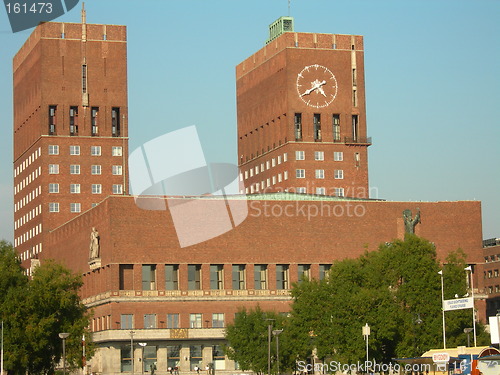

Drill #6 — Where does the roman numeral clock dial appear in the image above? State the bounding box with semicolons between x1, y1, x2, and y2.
296;64;338;108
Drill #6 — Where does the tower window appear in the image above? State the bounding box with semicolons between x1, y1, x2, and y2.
333;114;341;142
352;115;359;142
91;107;99;136
314;114;321;141
112;107;120;137
294;113;302;140
82;65;87;93
69;106;78;136
48;105;57;135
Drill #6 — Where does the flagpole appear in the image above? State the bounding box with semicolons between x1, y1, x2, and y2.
465;266;477;347
438;270;446;349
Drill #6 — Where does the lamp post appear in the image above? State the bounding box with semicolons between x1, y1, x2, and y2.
265;318;275;375
413;314;423;356
272;329;283;375
438;270;447;349
464;328;473;347
465;266;477;347
139;343;147;375
58;333;70;375
130;330;135;375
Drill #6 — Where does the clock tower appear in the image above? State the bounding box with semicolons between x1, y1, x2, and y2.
236;17;371;198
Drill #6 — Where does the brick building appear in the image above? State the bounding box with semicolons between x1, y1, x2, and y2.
11;14;492;375
237;17;370;197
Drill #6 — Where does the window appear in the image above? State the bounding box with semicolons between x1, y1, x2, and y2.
212;313;225;328
190;345;203;370
70;165;80;174
70;203;81;213
297;187;306;194
143;346;157;373
91;107;99;136
190;314;202;328
167;313;179;329
165;265;179;290
113;184;123;194
316;187;326;195
315;170;324;179
112;165;123;175
49;183;59;193
295;151;305;160
49;202;59;212
82;65;88;93
69;106;78;136
352;115;359;142
212;345;226;370
142;265;157;290
276;265;289;289
210;265;224;290
69;145;80;155
352;89;358;107
120;347;132;373
314;151;324;161
91;184;102;194
49;164;59;174
112;146;123;156
119;264;134;290
91;146;101;156
91;165;101;175
232;265;245;290
283;153;288;162
112;107;120;137
355;152;360;167
333;114;341;141
335;187;345;197
334;152;343;161
254;265;267;290
167;346;181;369
294;113;302;140
48;145;59;155
298;264;311;282
188;264;201;290
144;314;157;329
48;105;57;135
334;170;344;179
314;114;321;141
121;314;134;329
296;169;305;178
70;184;81;194
319;264;331;280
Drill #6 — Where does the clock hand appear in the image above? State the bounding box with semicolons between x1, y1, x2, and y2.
317;86;327;97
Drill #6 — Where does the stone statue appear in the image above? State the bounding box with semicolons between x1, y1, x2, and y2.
89;227;100;260
403;209;421;234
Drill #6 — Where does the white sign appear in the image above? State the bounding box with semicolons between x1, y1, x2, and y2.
443;297;473;311
432;353;450;363
489;316;500;344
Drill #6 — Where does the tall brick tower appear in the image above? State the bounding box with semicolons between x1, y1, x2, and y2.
236;17;370;198
13;8;128;268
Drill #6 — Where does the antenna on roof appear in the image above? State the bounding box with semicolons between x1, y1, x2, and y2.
81;2;86;25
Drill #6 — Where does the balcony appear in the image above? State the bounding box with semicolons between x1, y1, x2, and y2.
344;136;372;145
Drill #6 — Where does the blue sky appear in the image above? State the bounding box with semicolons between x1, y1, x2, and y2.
0;0;498;242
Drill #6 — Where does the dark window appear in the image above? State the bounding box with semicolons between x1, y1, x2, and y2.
91;107;99;136
120;346;132;372
314;114;321;141
167;346;181;369
333;114;340;141
120;314;133;329
69;106;78;136
143;346;157;373
112;107;120;137
48;105;57;135
188;264;201;290
319;264;331;280
190;345;203;370
352;115;359;142
210;265;224;290
298;264;311;283
294;113;302;140
119;264;134;290
254;265;268;290
167;313;179;329
232;265;245;290
276;265;289;289
165;264;179;290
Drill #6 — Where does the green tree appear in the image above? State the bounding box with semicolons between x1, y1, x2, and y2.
0;241;94;375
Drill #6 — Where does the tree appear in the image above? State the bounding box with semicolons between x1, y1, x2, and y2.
0;241;94;375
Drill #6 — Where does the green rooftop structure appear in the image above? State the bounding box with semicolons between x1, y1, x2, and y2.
266;16;294;44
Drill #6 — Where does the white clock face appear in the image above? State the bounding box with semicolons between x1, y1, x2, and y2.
296;64;338;108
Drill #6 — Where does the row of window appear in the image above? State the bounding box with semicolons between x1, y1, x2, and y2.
48;144;123;156
49;183;123;194
48;164;122;175
15;204;41;229
14;146;41;178
295;150;345;161
14;185;41;213
485;255;500;263
241;152;288;180
118;313;226;330
294;113;359;142
14;166;41;195
295;168;344;179
15;223;42;248
486;270;500;278
18;243;42;261
48;106;121;137
486;285;500;294
124;264;332;292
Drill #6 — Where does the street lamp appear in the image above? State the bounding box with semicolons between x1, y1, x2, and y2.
59;333;70;375
272;329;284;375
139;343;147;375
438;270;447;349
